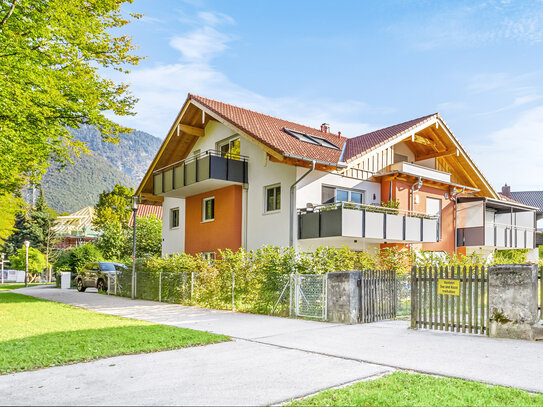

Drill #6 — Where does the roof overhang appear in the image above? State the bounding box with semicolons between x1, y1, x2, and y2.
375;170;480;192
458;196;538;212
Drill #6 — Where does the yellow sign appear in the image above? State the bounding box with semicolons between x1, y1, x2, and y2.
437;279;460;296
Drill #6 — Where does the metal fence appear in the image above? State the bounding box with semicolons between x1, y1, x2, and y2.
290;274;327;319
108;269;292;315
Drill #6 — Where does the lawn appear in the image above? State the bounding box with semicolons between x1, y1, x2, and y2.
0;293;229;374
0;283;53;291
288;372;543;406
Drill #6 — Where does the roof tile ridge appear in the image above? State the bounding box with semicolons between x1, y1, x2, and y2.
189;93;348;142
350;112;439;140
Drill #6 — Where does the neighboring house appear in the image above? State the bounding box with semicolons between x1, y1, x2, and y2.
128;203;163;227
501;184;543;246
53;206;100;248
136;94;538;261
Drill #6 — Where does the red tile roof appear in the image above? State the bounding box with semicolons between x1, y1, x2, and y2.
190;94;348;165
343;113;438;162
128;204;163;227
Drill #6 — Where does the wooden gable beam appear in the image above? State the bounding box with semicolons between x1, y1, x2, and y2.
178;124;204;137
416;148;457;161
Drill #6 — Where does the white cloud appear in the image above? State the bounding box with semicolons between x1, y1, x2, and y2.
116;11;380;139
470;105;543;191
169;27;232;62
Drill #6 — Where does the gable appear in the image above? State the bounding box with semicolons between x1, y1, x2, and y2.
344;115;498;199
137;94;349;200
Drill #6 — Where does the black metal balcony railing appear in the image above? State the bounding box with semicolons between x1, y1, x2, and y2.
153;149;248;195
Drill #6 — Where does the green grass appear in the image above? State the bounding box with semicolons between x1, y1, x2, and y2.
288;372;543;406
0;293;229;374
0;283;53;291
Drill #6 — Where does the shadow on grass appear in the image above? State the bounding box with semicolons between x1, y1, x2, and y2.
0;324;229;374
0;292;47;304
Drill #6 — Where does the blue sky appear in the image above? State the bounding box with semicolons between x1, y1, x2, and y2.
114;0;543;191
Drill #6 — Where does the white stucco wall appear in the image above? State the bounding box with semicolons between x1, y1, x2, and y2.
394;142;415;162
162;197;185;255
242;138;296;250
295;169;381;208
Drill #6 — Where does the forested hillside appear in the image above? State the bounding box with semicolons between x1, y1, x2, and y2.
40;126;162;214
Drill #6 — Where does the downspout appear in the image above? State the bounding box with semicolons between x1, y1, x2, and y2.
451;187;465;253
290;161;316;247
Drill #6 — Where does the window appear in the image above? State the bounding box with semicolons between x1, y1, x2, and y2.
201;252;215;262
322;186;365;204
283;128;340;150
265;185;281;212
202;197;215;222
336;189;349;202
426;197;442;240
170;207;180;229
218;137;240;159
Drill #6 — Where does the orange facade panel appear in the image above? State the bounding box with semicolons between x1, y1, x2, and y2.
184;185;242;256
385;179;456;254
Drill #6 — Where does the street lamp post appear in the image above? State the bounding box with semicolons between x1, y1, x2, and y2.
1;253;4;285
24;241;30;287
131;196;138;300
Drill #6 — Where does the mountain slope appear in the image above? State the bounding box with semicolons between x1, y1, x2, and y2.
40;126;162;214
42;154;135;214
71;125;162;181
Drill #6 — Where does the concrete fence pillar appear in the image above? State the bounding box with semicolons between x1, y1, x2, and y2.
488;264;539;340
326;271;360;324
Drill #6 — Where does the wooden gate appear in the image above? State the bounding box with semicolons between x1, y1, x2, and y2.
411;266;488;335
359;270;397;323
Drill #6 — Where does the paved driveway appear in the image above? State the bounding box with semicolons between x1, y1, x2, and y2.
2;286;543;405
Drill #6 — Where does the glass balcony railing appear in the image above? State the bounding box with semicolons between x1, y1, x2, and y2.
298;201;440;243
153;149;248;195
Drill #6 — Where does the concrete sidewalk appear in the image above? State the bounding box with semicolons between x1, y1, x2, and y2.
2;286;543;405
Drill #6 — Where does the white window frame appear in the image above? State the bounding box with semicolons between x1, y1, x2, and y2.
202;197;215;222
170;207;180;229
217;136;240;158
264;184;281;214
201;251;215;263
322;185;366;204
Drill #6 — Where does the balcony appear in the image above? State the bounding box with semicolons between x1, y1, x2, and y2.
153;150;248;197
456;198;536;249
298;202;439;243
386;161;451;183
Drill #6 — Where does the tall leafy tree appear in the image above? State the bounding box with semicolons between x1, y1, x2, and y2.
0;193;23;245
93;184;134;229
0;0;142;195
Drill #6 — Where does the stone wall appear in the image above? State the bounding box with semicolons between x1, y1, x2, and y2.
488;264;539;340
326;271;360;324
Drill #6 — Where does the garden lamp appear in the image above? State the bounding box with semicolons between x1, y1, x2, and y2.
24;240;30;287
131;195;139;300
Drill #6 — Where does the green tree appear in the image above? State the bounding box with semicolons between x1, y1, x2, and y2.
93;184;134;229
53;243;103;273
96;222;128;260
10;247;47;282
0;0;142;195
132;215;162;258
0;193;23;245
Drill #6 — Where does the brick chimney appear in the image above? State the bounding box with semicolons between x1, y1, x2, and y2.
320;123;330;133
501;184;511;198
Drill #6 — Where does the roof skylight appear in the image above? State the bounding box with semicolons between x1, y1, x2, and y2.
283;128;340;150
